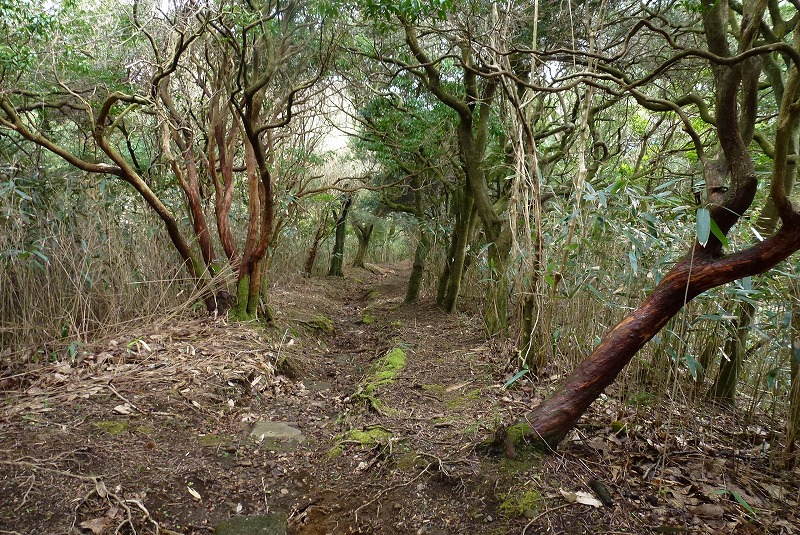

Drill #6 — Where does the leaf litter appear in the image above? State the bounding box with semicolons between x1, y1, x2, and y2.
0;262;798;534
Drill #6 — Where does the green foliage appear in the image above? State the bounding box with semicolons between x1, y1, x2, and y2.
362;0;452;21
0;0;55;71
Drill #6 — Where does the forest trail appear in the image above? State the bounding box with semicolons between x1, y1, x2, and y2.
1;264;797;534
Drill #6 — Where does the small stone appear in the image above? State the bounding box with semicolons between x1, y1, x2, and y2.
485;515;493;522
280;488;289;495
393;502;402;510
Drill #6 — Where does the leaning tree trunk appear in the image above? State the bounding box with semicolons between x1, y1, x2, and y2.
304;215;329;277
514;225;800;450
328;193;354;277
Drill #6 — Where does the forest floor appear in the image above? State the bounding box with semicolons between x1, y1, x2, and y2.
1;262;799;534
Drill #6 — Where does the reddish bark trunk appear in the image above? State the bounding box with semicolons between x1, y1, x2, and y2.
211;120;239;266
524;222;800;449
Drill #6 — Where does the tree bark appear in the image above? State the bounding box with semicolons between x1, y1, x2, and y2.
406;221;431;303
352;222;374;268
328;193;354;277
304;214;329;277
521;225;800;449
708;300;755;404
439;190;476;312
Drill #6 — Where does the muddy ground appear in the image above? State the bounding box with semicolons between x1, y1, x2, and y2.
1;262;799;534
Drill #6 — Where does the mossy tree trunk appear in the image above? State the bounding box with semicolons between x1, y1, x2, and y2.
406;221;431;303
304;213;329;277
352;221;374;268
402;24;510;330
438;189;476;312
328;192;354;277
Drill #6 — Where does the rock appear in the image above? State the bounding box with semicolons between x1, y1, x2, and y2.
214;513;288;535
302;379;332;393
249;421;305;451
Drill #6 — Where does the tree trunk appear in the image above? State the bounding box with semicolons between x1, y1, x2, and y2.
405;221;431;303
517;226;800;450
352;222;374;268
787;294;800;459
439;191;476;312
304;215;329;277
328;193;354;277
708;300;755;404
484;230;513;336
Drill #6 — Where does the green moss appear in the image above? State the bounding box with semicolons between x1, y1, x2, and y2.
94;420;129;435
306;314;334;333
498;487;542;518
135;425;154;435
349;426;392;445
229;275;256;321
507;421;549;458
328;426;393;457
431;415;454;424
506;422;534;442
446;387;483;409
395;451;429;471
422;383;446;393
199;434;228;447
353;347;407;413
367;289;381;300
610;420;628;437
390;320;402;328
361;314;376;324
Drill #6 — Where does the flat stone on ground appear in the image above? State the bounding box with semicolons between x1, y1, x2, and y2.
249;421;305;450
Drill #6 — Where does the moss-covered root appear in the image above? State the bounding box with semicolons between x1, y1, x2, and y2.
353;347;407;413
329;426;393;457
483;421;548;459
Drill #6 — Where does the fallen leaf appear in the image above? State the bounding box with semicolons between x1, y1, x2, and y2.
574;491;604;507
187;486;202;500
445;382;470;392
95;480;109;499
688;503;724;518
80;517;112;534
560;489;577;503
113;404;133;415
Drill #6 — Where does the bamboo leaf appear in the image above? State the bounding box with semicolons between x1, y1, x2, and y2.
709;217;729;248
696;207;711;246
503;368;529;389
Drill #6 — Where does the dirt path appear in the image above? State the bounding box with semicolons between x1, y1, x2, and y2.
1;263;797;534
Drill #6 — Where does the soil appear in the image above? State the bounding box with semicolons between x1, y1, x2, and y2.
1;262;799;534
